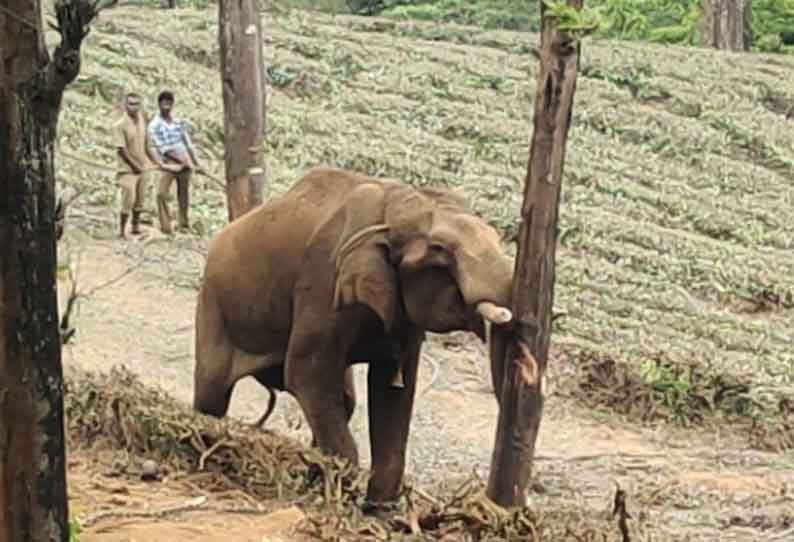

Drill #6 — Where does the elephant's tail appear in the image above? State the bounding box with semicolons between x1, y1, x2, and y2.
252;387;278;428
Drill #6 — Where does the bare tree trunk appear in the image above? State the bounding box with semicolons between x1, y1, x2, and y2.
219;0;267;221
0;1;99;540
701;0;751;51
486;0;584;507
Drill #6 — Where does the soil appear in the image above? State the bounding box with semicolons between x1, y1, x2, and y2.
59;209;794;542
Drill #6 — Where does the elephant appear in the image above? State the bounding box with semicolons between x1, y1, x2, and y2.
193;166;515;505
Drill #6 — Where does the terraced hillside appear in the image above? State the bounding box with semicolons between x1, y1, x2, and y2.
59;4;794;382
54;4;794;541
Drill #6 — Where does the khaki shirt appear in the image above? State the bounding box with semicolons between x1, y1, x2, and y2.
113;113;152;175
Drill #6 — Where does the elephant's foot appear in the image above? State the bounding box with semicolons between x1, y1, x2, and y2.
365;464;405;507
361;498;401;519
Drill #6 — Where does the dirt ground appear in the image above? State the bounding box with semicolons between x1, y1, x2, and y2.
69;455;311;542
58;208;793;542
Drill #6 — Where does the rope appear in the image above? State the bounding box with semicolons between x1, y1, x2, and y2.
57;149;228;191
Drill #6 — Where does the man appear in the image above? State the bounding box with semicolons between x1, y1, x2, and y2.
113;92;159;238
147;90;204;234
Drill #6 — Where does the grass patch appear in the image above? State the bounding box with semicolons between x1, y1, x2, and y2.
566;348;794;451
757;82;794;118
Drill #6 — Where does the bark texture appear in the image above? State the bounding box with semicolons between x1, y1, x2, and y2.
486;0;583;507
701;0;751;51
0;1;98;540
219;0;267;221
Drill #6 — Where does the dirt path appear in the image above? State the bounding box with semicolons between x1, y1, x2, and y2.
61;212;793;541
69;452;312;542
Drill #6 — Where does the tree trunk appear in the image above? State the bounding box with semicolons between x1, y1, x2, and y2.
486;0;584;507
701;0;751;51
0;1;98;540
219;0;267;221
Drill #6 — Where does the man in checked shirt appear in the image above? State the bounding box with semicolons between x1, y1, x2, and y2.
148;90;205;234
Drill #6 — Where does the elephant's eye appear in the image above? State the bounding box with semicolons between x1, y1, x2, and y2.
429;242;446;252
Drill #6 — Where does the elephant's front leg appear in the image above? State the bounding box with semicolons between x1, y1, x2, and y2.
366;327;425;504
285;346;359;467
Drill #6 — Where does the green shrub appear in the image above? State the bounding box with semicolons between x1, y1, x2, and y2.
328;0;794;55
69;519;81;542
757;32;784;52
752;0;794;41
346;0;388;15
381;0;542;31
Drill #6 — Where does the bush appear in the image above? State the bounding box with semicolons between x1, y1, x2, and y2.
757;33;784;52
752;0;794;41
346;0;388;15
380;0;541;31
334;0;794;55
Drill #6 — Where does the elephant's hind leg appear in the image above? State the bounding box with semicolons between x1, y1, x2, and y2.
193;285;235;417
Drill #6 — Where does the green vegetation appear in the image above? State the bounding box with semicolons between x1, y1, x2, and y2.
543;0;600;35
291;0;794;54
151;0;794;53
69;518;81;542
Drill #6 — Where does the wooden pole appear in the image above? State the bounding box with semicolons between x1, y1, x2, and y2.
487;0;585;507
219;0;267;221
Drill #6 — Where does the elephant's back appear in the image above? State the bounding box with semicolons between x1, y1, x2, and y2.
209;167;370;265
202;167;375;339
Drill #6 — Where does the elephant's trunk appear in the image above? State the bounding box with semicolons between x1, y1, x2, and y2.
456;249;514;321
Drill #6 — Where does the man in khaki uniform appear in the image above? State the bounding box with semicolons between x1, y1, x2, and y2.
113;92;159;238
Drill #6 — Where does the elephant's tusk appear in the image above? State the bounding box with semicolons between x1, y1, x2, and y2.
476;301;513;324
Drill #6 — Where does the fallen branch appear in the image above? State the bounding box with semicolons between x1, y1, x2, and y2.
771;527;794;541
410;486;444;509
59;273;78;344
612;483;632;542
198;439;230;471
79;253;145;297
418;352;440;397
77;495;278;529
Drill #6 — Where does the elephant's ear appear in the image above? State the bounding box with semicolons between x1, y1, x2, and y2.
329;183;399;332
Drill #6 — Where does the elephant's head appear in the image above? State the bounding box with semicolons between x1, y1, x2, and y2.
331;181;514;341
329;178;523;503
